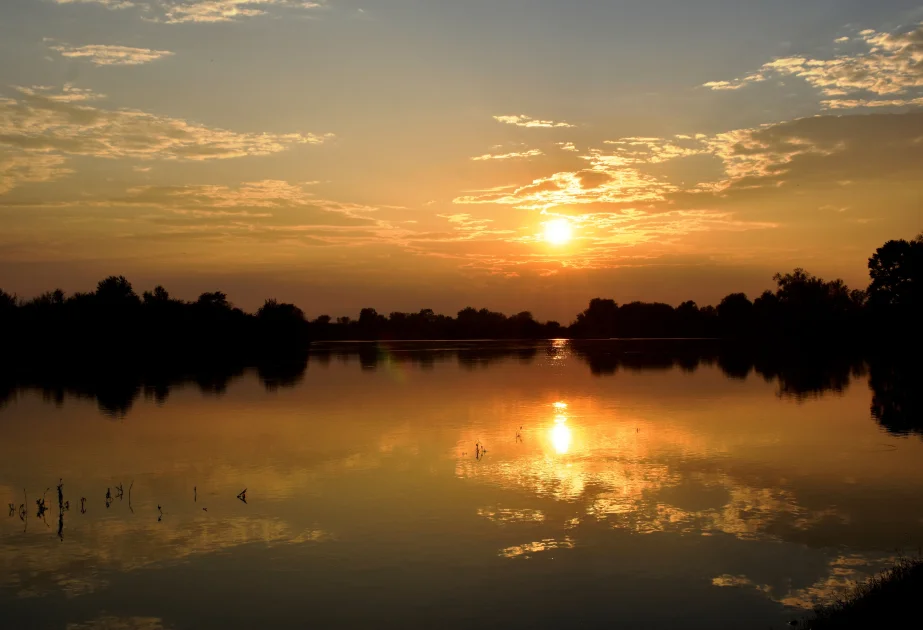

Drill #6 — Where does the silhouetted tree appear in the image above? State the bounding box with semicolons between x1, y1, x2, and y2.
1;232;920;361
868;234;922;308
143;285;171;304
258;299;305;323
573;298;619;338
717;293;754;336
96;276;139;305
197;291;231;310
0;289;15;311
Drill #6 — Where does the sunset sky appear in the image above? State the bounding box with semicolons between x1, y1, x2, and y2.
1;0;922;320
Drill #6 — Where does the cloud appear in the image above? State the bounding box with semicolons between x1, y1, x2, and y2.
0;84;329;161
0;151;72;194
120;180;367;214
455;136;704;211
470;149;543;161
51;0;135;9
164;0;279;23
556;142;578;152
414;213;514;242
702;74;766;91
49;0;323;23
821;96;923;109
701;111;923;191
493;114;574;129
454;168;673;211
446;109;923;277
81;180;416;248
49;44;175;66
703;23;923;109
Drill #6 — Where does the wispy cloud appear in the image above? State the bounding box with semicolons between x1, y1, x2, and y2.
470;149;543;161
101;180;414;248
455;108;923;223
49;0;323;23
454;167;673;211
122;180;353;211
702;75;765;91
493;114;574;129
0;84;330;161
556;142;578;152
49;43;174;66
821;96;923;109
161;0;325;24
164;0;275;23
703;23;923;109
0;151;72;194
51;0;135;9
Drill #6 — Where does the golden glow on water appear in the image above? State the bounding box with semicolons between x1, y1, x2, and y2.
550;401;573;454
1;343;922;628
550;422;572;455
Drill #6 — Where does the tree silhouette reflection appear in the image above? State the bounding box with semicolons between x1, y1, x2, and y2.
1;340;919;440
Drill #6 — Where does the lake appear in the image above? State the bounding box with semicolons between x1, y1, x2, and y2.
1;340;921;630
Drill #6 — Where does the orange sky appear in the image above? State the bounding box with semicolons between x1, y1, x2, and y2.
1;1;922;320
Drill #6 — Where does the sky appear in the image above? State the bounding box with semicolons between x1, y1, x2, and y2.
1;0;922;321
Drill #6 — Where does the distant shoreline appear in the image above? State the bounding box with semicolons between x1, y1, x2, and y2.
3;232;921;349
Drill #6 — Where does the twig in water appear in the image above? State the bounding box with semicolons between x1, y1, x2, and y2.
36;488;49;521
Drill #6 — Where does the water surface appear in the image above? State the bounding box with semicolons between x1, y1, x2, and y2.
1;341;921;630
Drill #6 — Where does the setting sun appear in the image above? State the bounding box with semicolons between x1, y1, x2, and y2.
544;218;574;245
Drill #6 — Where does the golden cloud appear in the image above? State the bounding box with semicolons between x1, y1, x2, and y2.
470;148;543;161
52;0;135;8
0;151;73;194
492;114;574;129
704;23;923;108
49;44;175;66
50;0;323;23
0;84;329;161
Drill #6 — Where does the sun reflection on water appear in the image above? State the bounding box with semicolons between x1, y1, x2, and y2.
549;401;573;454
550;422;572;454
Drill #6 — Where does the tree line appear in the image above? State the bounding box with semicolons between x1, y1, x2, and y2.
1;233;920;363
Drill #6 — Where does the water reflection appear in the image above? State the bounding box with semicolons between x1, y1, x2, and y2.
2;341;923;629
550;405;572;455
550;423;572;455
1;341;914;429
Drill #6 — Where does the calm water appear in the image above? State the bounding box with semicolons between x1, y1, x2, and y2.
1;341;921;630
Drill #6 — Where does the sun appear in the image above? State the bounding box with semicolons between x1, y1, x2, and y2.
543;218;573;245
